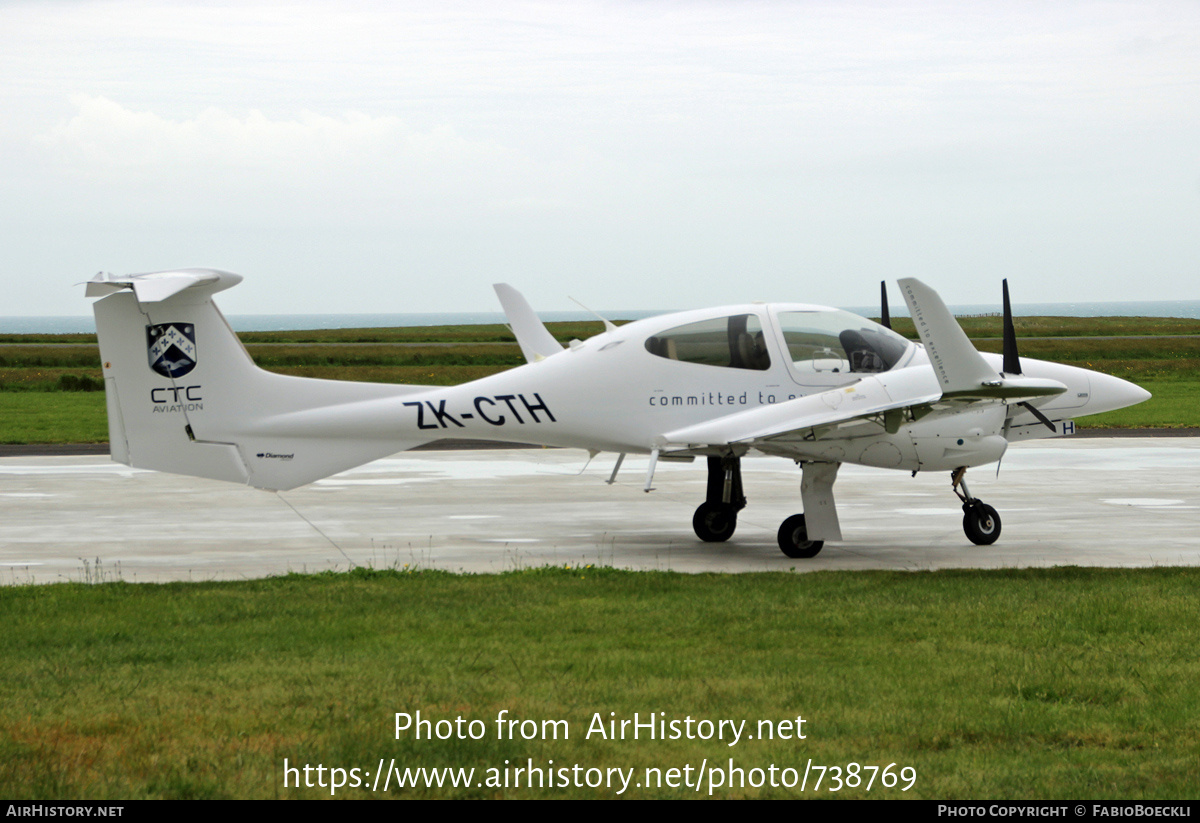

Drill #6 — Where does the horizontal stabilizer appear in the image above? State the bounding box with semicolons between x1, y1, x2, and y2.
86;269;242;303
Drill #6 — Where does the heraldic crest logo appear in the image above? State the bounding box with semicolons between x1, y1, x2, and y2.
146;323;198;378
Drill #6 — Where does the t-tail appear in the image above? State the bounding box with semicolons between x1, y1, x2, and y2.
88;269;436;490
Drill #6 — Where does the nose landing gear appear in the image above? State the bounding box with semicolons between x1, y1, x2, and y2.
951;467;1001;545
692;455;747;543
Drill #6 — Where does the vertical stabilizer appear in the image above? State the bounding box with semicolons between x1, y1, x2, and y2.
90;270;435;490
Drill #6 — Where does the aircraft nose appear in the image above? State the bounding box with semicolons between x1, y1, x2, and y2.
1087;371;1152;415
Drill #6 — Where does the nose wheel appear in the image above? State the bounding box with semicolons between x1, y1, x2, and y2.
952;467;1001;545
962;501;1001;545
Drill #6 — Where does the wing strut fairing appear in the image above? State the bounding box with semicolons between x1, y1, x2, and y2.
800;462;842;542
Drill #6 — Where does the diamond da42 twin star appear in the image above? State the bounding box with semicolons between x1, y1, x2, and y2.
86;270;1150;557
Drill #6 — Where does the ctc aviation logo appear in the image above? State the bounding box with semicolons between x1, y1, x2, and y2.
147;323;197;378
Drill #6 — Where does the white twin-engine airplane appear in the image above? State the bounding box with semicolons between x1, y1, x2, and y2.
87;270;1149;558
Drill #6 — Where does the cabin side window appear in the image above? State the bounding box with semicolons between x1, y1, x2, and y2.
644;314;771;371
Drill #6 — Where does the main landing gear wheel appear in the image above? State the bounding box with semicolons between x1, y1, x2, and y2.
777;514;823;558
962;502;1001;546
693;502;738;542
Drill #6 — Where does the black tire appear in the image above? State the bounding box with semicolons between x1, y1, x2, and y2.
693;502;737;542
962;502;1001;545
777;513;823;558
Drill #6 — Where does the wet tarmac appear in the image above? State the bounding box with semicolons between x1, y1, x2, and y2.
2;439;1198;584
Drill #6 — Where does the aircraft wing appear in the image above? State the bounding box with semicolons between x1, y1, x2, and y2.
659;369;943;450
659;369;1060;456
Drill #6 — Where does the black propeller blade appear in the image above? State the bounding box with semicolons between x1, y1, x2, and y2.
1018;400;1057;432
1001;280;1055;431
1002;278;1020;375
880;281;891;329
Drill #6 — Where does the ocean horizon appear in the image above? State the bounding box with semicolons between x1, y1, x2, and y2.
5;300;1200;334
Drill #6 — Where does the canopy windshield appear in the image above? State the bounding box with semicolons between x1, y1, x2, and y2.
775;310;911;378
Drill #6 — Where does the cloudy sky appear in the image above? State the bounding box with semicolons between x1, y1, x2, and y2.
3;0;1198;317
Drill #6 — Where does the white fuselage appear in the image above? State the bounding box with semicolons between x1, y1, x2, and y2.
333;303;1146;474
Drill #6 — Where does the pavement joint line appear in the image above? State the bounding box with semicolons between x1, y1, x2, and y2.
4;429;1199;458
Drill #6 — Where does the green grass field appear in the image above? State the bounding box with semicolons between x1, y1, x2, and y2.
3;566;1198;799
6;315;1200;345
0;318;1196;442
0;393;109;444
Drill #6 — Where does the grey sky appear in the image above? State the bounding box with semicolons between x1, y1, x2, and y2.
3;0;1198;317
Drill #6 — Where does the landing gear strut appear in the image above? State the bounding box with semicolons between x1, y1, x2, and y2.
777;461;842;559
691;457;842;559
692;455;746;542
951;467;1001;545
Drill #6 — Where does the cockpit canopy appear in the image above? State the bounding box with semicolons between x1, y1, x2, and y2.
644;307;912;379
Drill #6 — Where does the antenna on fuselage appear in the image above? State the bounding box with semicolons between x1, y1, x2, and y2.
568;295;618;333
880;281;892;329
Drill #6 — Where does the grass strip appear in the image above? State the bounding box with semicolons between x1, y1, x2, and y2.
7;315;1200;345
1;377;1192;444
1;319;1197;441
2;566;1198;799
0;393;108;444
1075;381;1200;429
